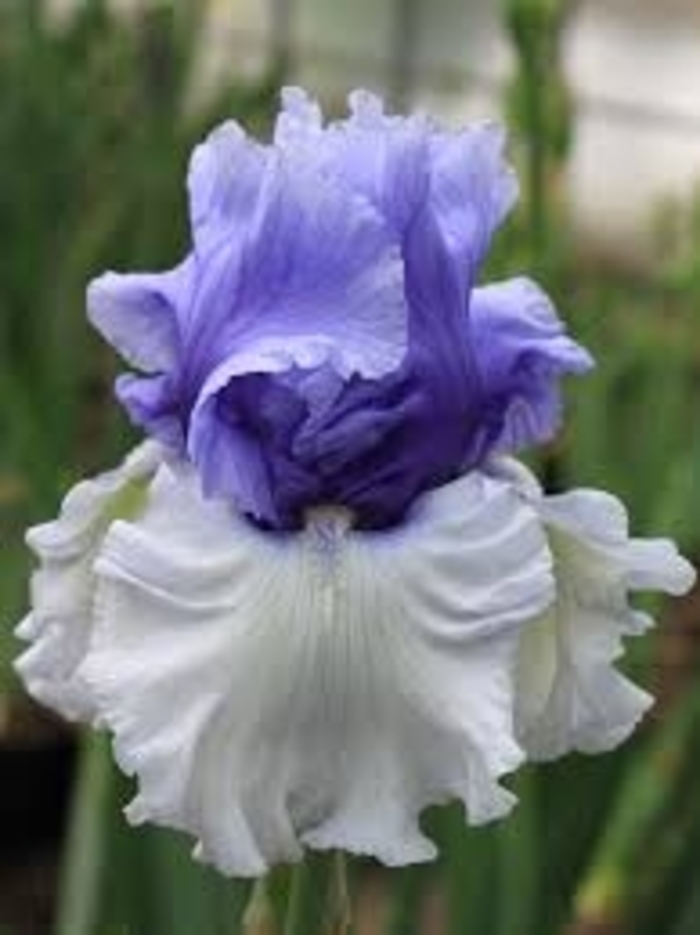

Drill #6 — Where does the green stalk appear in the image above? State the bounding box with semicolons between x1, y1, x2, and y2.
55;732;113;935
570;686;700;929
283;852;351;935
442;807;497;935
385;865;430;935
494;771;539;935
244;877;281;935
505;0;573;274
330;852;353;935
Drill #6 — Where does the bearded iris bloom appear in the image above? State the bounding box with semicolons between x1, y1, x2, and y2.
16;89;695;876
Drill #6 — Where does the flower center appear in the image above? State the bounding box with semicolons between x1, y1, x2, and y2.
304;505;355;584
304;504;355;542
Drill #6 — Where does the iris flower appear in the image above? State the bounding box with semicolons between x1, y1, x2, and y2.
16;89;695;877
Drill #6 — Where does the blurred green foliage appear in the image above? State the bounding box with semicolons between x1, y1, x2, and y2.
0;0;699;933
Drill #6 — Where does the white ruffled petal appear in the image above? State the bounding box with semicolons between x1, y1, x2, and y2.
511;474;696;760
15;443;162;720
79;464;553;876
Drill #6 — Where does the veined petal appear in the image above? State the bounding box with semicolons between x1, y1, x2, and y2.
79;464;553;876
506;463;696;759
116;372;186;452
87;261;193;372
186;178;407;518
187;120;273;254
218;160;407;380
15;443;162;721
471;278;593;453
274;86;323;151
274;88;516;321
274;88;431;236
329;90;432;236
428;123;517;280
276;88;516;277
186;120;408;384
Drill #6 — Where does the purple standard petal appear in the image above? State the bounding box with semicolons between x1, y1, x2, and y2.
428;123;517;283
199;275;592;528
276;89;516;269
470;278;594;452
116;373;187;452
87;261;197;451
87;261;193;372
196;155;407;380
88;87;591;529
256;91;520;525
275;89;516;319
185;116;407;387
274;88;427;234
187;121;274;255
183;149;409;517
323;91;432;236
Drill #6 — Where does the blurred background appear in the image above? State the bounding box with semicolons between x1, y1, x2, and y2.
1;0;699;932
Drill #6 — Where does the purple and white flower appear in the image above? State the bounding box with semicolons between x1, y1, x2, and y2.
16;89;695;876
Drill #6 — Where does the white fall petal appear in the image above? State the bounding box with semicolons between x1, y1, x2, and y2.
69;459;554;876
15;443;162;721
501;462;697;760
16;447;694;877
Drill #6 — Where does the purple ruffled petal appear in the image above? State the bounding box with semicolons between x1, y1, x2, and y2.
116;373;186;451
470;277;594;452
89;88;592;529
428;124;517;282
182;137;409;382
187;121;273;255
87;262;192;372
324;91;432;236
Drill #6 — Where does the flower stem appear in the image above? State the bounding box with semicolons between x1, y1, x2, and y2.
55;732;112;935
569;684;700;930
505;0;573;271
283;852;352;935
243;876;281;935
330;852;352;935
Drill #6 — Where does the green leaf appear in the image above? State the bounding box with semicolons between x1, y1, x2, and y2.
55;732;113;935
